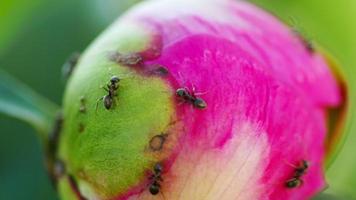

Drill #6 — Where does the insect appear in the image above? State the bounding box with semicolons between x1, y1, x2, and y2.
96;76;120;110
176;87;207;109
285;160;309;188
62;52;81;79
149;163;163;195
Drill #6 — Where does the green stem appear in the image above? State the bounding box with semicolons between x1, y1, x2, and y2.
0;69;59;144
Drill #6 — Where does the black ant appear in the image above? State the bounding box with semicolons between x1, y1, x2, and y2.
96;76;120;110
176;87;207;109
149;163;163;195
285;160;309;188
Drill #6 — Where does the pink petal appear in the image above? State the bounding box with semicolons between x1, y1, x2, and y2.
113;0;341;199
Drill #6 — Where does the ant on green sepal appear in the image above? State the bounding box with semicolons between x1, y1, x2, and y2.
96;76;120;111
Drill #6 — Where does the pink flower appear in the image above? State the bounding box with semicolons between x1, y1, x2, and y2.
58;0;343;199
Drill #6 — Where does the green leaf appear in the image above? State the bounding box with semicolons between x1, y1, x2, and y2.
0;69;59;142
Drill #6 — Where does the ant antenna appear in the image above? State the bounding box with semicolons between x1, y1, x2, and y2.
283;159;298;169
159;190;167;200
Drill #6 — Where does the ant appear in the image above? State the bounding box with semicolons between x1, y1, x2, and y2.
285;160;309;188
149;163;163;195
176;87;207;109
96;76;120;110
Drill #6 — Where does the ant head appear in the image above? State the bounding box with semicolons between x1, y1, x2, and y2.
194;98;207;109
302;160;309;169
153;163;163;174
110;76;120;84
176;88;188;97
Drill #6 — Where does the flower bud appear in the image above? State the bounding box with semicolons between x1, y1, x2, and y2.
57;0;343;199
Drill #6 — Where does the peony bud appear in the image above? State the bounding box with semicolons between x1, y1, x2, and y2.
56;0;343;199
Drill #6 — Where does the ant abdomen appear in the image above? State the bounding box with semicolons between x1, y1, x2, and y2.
103;95;113;110
149;182;161;195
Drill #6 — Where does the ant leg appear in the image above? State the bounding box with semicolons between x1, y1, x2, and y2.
177;72;190;89
191;83;197;94
159;87;174;96
105;84;111;91
191;83;208;96
177;99;186;106
100;85;109;92
194;89;208;96
283;159;298;168
177;72;184;83
121;71;135;79
95;97;104;113
112;98;117;108
300;179;304;186
160;190;167;200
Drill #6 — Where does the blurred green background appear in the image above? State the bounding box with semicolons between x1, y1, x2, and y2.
0;0;355;199
0;0;137;199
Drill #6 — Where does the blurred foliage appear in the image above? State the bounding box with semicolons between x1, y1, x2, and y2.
0;0;43;55
251;0;356;198
0;70;58;139
313;193;351;200
0;0;137;199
